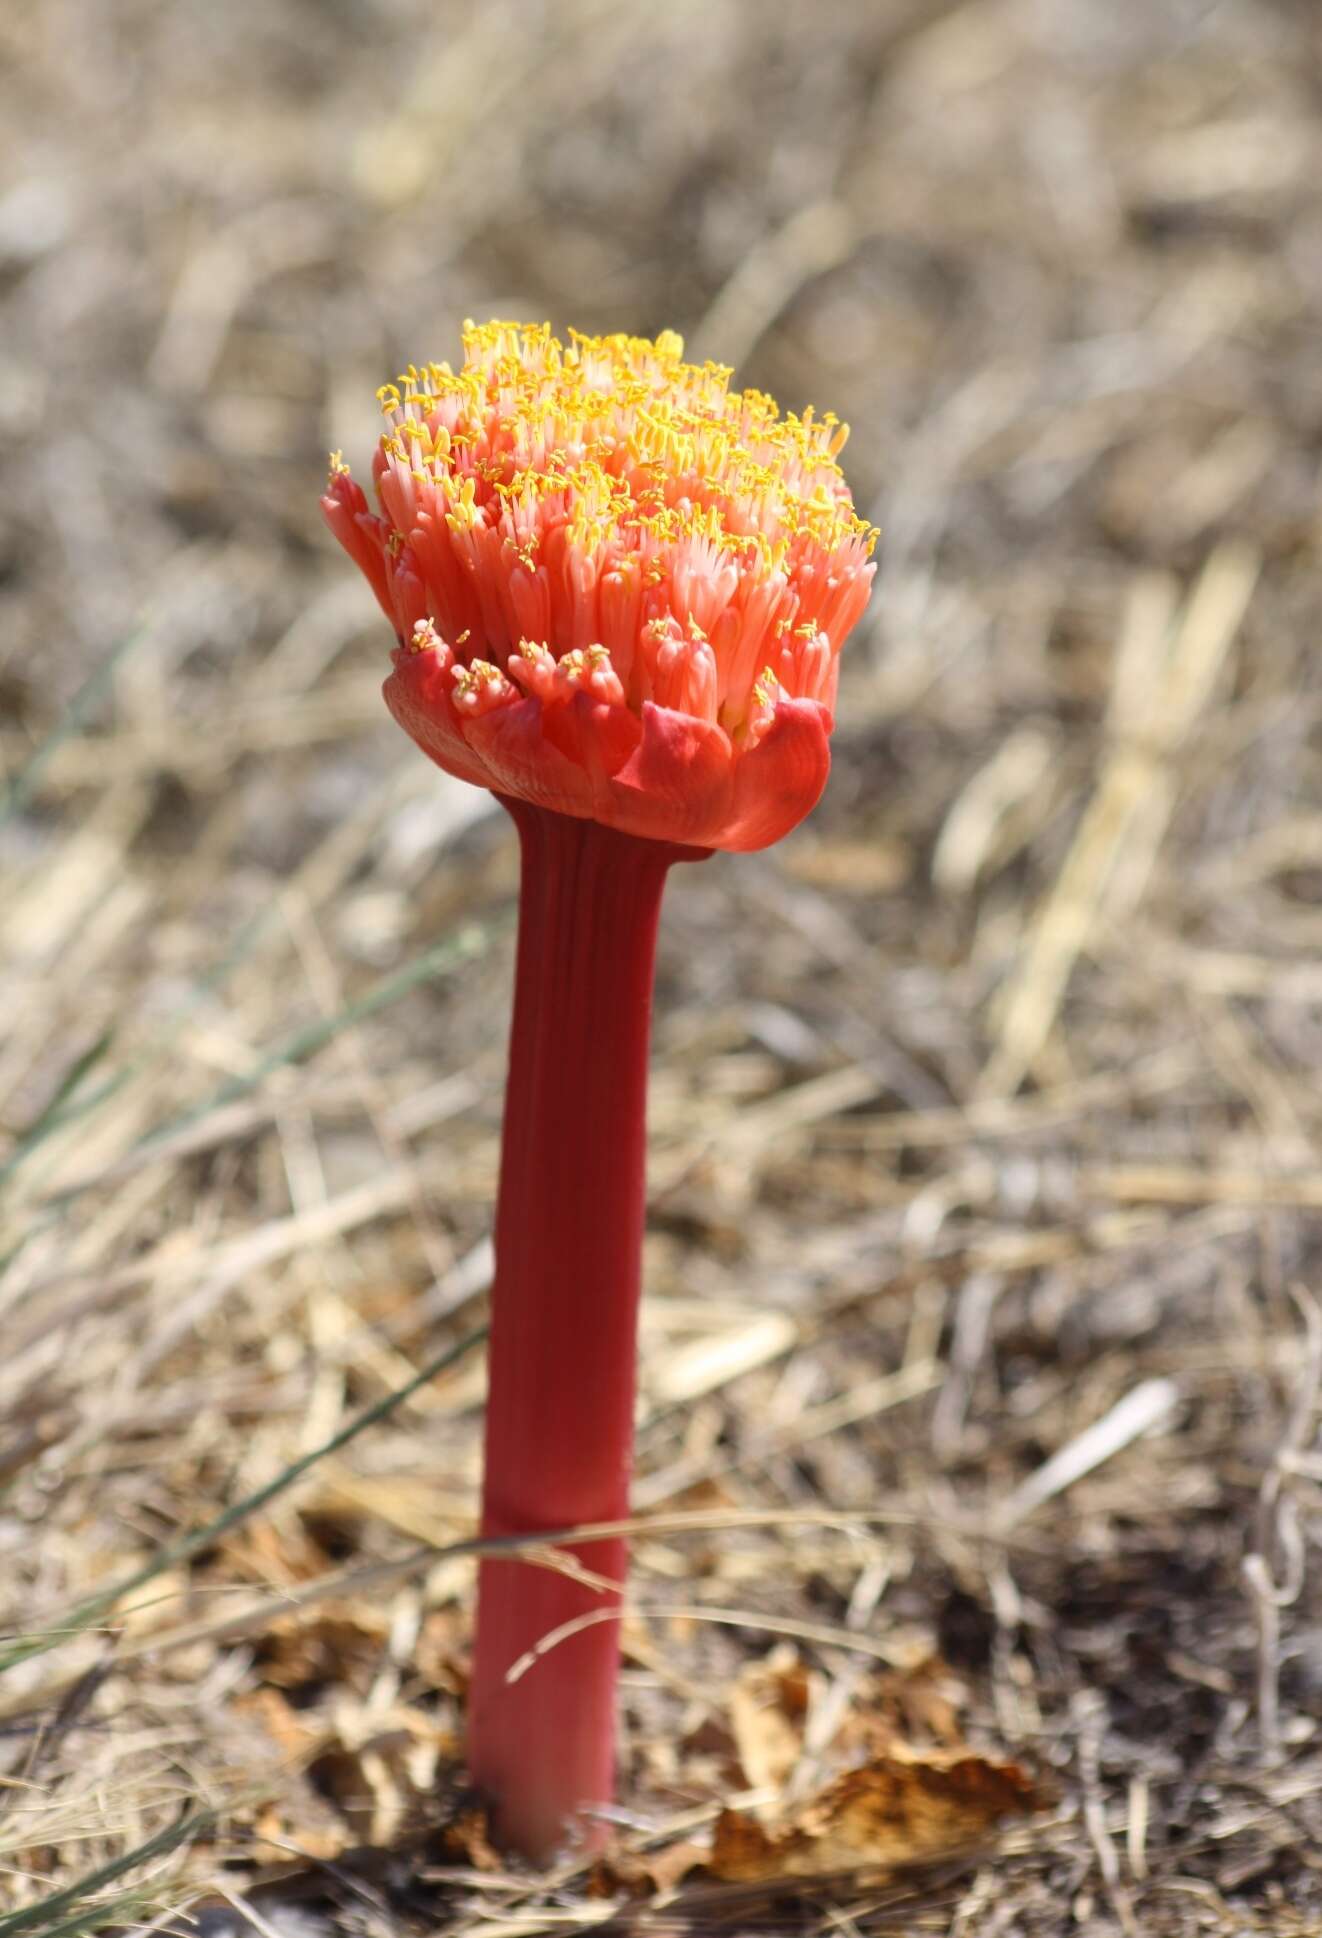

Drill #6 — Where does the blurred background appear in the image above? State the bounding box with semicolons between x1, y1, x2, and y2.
3;0;1322;1930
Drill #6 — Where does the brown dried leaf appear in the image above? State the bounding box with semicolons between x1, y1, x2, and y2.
586;1838;710;1899
414;1605;471;1696
228;1691;349;1861
709;1750;1045;1881
222;1516;335;1587
436;1804;504;1872
255;1601;391;1692
251;1799;347;1863
847;1656;970;1755
233;1684;324;1758
728;1645;813;1791
306;1705;452;1847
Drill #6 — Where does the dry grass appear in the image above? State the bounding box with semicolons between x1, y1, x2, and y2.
4;0;1322;1931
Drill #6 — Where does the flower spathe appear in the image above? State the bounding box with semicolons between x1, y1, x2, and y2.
323;321;876;850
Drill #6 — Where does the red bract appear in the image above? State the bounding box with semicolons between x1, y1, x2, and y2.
323;322;874;1862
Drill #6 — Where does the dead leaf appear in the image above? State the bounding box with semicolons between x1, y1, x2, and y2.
222;1516;334;1586
255;1601;391;1692
728;1645;814;1792
709;1749;1046;1880
436;1804;504;1872
846;1656;969;1756
233;1691;462;1854
414;1606;470;1695
227;1691;349;1861
234;1684;324;1759
251;1799;346;1862
586;1838;710;1899
307;1704;452;1847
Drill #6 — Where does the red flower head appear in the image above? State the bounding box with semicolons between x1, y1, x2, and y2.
323;321;876;850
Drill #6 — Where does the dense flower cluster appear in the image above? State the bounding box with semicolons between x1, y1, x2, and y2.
324;321;875;849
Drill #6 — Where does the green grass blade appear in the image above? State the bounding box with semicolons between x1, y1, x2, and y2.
0;900;282;1192
1;918;495;1199
0;1810;209;1938
4;1892;164;1938
149;918;493;1145
0;1323;486;1677
2;1030;117;1165
0;629;147;831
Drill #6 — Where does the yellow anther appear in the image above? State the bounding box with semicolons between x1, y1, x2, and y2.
751;665;780;709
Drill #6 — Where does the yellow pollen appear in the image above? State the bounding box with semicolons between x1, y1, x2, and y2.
453;658;505;698
367;319;875;564
326;321;878;745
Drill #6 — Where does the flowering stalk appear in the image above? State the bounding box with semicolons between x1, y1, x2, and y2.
470;800;706;1857
322;321;874;1862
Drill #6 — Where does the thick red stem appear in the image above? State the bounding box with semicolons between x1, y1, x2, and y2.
468;801;708;1861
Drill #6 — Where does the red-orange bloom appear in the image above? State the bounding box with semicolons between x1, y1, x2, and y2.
323;321;876;850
